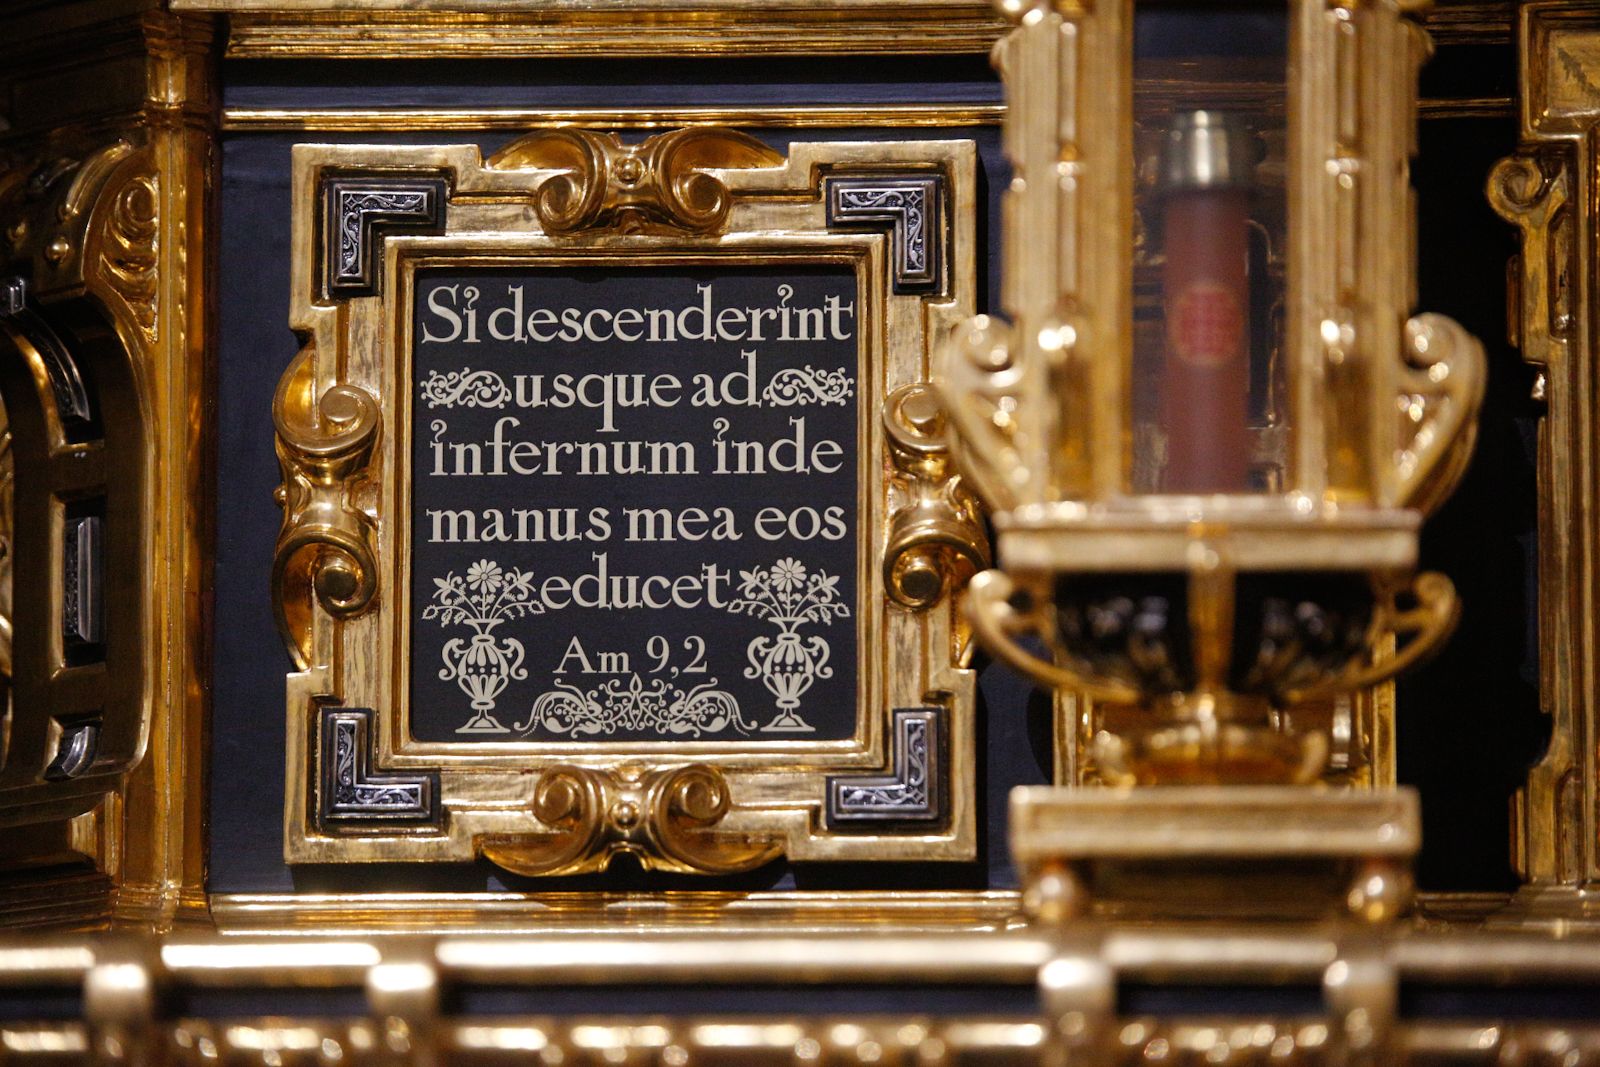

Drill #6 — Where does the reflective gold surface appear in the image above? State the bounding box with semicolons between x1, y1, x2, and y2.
275;135;984;870
1490;0;1600;923
941;0;1484;790
4;926;1600;1066
0;9;212;930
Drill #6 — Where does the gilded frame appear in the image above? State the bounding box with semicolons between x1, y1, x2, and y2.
275;133;985;873
1490;0;1600;919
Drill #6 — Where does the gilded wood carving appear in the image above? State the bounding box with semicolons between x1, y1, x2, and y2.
1490;1;1600;914
275;129;984;872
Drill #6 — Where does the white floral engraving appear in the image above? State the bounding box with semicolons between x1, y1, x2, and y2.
761;365;855;407
419;367;512;409
516;674;754;738
724;557;850;733
426;559;545;734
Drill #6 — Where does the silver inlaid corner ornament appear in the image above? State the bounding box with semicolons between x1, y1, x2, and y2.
825;175;943;294
320;708;438;827
826;707;945;824
321;176;447;298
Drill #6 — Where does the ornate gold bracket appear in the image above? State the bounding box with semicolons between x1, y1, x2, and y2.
883;383;989;619
490;127;784;236
271;347;381;671
477;764;782;876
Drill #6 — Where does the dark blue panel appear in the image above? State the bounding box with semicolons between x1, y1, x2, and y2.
210;123;1038;894
222;57;1003;111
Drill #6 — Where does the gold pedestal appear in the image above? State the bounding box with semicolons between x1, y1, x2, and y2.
1011;786;1419;924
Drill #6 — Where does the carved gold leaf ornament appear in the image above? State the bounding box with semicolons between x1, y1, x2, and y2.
883;383;990;621
98;172;160;348
490;127;786;235
477;763;782;876
277;131;983;871
271;345;381;670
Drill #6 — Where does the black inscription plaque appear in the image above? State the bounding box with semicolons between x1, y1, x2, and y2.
409;267;860;742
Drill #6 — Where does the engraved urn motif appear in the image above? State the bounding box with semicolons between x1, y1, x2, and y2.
443;620;524;722
746;630;831;724
725;557;849;733
425;559;544;734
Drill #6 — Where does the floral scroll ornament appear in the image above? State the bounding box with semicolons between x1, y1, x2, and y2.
761;366;855;407
426;559;545;734
419;367;511;410
725;557;850;733
516;674;754;738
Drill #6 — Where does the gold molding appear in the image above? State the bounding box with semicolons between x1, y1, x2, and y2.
177;2;1010;59
219;105;1009;134
275;133;984;872
1488;1;1600;912
0;10;214;931
208;890;1026;935
165;0;1509;61
217;100;1494;136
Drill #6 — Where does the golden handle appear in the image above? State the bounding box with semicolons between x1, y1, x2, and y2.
1285;571;1459;702
964;569;1140;701
1394;315;1486;516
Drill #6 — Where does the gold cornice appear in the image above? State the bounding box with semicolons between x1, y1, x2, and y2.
163;0;1511;59
209;6;1009;59
220;104;1008;133
219;100;1507;136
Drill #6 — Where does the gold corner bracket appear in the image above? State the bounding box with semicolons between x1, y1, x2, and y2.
273;127;986;874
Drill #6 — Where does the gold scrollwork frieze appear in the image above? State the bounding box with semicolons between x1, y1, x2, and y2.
477;763;782;876
490;128;786;236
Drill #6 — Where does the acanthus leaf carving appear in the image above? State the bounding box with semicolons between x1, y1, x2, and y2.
489;127;784;236
272;345;381;670
95;165;159;349
476;763;782;877
0;139;158;361
882;383;990;622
